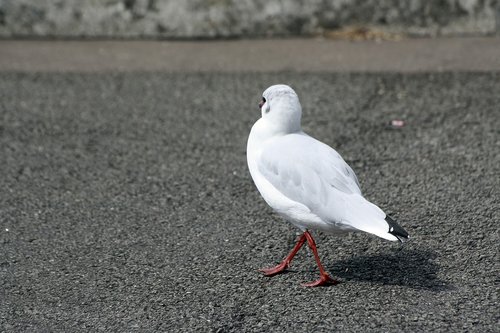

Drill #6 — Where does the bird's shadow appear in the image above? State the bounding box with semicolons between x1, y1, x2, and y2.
326;249;453;291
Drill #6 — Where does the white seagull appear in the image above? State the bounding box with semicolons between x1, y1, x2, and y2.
247;84;409;287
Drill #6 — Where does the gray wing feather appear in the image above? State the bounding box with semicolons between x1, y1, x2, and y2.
258;133;361;210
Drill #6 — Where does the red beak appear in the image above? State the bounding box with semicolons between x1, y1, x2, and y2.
259;100;264;109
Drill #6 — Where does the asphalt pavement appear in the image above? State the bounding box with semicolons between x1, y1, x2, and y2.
0;41;499;332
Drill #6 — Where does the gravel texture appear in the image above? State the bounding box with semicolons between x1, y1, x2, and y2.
0;0;498;38
0;72;499;332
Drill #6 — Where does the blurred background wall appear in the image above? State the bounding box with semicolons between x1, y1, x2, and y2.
0;0;498;39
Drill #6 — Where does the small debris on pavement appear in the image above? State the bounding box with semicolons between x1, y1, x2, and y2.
387;119;406;129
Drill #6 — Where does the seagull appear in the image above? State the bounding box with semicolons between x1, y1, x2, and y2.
246;84;409;287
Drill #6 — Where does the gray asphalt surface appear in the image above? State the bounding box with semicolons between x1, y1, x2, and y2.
0;72;499;332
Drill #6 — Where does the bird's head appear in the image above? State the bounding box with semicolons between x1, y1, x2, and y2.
259;84;302;133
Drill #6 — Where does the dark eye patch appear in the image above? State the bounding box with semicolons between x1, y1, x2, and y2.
259;97;266;110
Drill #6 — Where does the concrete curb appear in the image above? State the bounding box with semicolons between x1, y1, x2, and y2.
1;38;499;72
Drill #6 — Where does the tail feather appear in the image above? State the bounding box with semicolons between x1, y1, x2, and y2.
385;215;409;243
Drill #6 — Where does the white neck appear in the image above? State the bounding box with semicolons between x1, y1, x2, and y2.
262;100;302;135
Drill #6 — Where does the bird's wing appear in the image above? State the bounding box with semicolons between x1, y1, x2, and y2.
258;133;362;213
257;133;396;238
257;133;401;240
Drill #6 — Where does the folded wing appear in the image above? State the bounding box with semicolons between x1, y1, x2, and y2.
258;133;398;240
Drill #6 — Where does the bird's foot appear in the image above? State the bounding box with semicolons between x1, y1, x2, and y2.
301;273;338;287
259;261;289;277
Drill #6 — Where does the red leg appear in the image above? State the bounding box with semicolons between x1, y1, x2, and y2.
259;233;307;276
301;231;337;287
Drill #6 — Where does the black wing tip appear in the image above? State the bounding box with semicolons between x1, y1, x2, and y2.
385;215;409;243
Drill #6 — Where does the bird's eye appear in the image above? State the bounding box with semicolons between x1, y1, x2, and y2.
259;97;266;109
